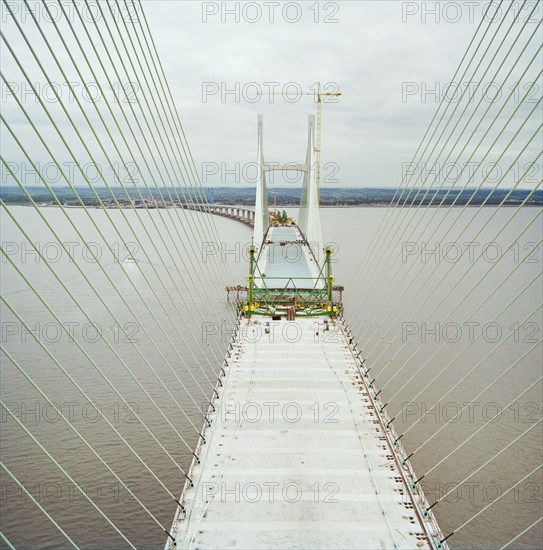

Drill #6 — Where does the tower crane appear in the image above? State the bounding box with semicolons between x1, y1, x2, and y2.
256;82;342;203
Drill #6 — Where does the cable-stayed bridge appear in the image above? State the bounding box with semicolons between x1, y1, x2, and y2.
0;1;541;549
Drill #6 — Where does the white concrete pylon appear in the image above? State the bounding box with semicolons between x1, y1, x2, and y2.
305;114;322;260
298;114;312;235
253;114;269;246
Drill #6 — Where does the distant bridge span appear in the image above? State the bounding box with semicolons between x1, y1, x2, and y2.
183;203;255;227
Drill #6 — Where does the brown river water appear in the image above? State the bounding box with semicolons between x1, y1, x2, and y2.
1;205;541;549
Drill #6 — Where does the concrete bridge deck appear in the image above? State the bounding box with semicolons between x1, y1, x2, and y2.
256;226;322;290
167;316;445;549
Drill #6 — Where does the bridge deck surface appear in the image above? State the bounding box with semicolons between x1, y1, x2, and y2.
169;316;435;549
256;226;322;289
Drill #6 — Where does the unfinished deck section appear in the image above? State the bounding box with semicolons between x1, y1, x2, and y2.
167;316;444;549
255;225;323;290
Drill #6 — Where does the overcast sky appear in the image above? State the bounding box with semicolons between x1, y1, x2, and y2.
1;1;541;189
145;0;478;187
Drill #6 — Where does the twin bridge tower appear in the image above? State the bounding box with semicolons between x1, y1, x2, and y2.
254;113;322;255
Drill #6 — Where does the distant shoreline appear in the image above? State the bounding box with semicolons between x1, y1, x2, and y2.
1;186;541;208
3;202;539;209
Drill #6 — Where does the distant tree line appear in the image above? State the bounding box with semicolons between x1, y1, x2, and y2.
1;186;541;207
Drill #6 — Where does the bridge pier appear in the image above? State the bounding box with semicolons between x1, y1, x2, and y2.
195;204;255;227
